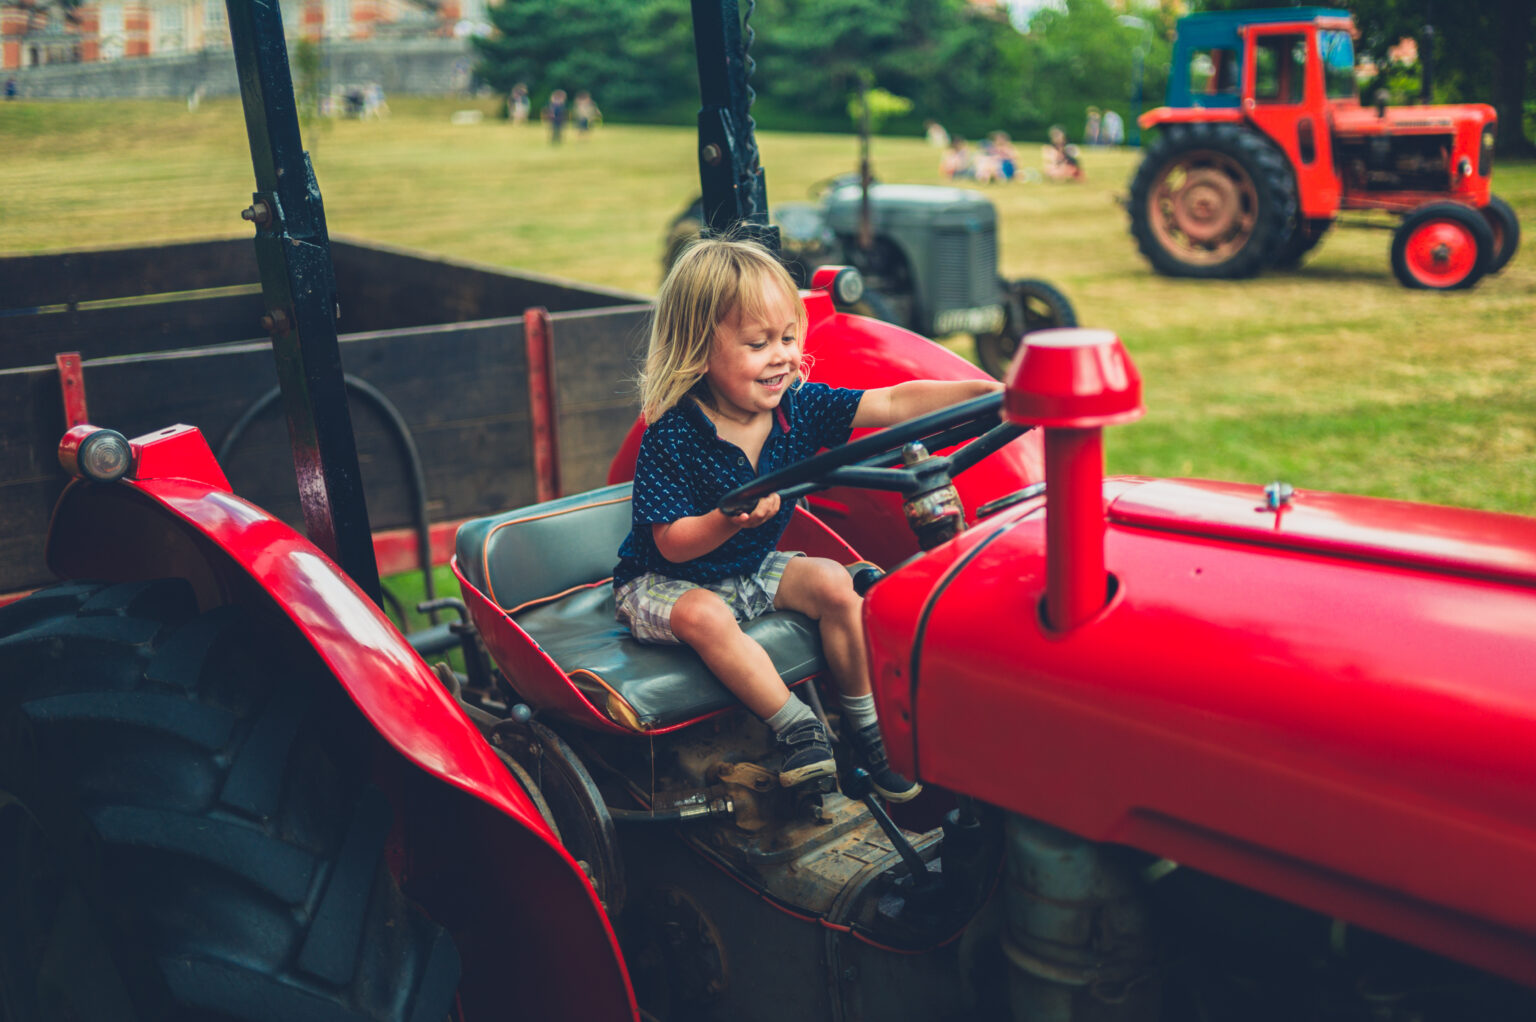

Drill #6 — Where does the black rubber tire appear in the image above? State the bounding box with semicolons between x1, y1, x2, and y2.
0;578;460;1022
1128;123;1297;279
1481;194;1520;275
1270;216;1333;269
1390;201;1494;290
974;277;1078;380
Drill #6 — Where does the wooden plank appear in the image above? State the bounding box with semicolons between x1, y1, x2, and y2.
550;305;650;493
1;292;269;369
331;236;647;333
0;239;257;310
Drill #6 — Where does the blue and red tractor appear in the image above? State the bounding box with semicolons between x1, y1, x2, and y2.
4;2;1536;1021
1129;7;1519;289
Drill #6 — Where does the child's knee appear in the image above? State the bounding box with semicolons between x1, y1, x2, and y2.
670;589;737;643
807;558;861;617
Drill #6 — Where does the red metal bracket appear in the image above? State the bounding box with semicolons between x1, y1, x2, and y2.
524;306;563;503
56;352;89;428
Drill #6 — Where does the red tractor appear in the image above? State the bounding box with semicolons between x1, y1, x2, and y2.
1128;7;1520;289
5;2;1536;1022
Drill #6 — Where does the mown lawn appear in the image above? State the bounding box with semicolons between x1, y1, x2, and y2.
3;96;1533;513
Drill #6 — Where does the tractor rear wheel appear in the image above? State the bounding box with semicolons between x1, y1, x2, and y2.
1390;202;1494;290
1271;216;1333;269
1128;123;1296;278
1480;194;1520;275
974;277;1078;380
0;578;460;1022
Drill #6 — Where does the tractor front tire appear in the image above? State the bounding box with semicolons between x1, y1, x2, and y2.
1480;194;1520;275
0;578;460;1022
974;277;1078;380
1128;123;1297;279
1390;202;1494;290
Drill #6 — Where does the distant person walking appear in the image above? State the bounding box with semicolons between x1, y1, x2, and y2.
924;119;950;148
4;78;17;101
1084;107;1102;146
509;83;530;125
543;89;568;144
1102;109;1125;146
573;91;601;136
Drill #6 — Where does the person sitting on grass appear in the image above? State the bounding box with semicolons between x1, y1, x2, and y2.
614;238;999;799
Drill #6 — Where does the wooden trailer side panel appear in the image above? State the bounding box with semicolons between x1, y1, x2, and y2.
0;304;649;594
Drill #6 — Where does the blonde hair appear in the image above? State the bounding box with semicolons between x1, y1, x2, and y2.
639;237;805;423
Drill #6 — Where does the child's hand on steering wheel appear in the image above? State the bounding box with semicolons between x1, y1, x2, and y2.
725;493;781;528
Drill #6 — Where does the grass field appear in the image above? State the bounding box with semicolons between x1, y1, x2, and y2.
4;96;1533;514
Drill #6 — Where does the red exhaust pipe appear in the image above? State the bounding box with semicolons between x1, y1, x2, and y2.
1003;329;1143;631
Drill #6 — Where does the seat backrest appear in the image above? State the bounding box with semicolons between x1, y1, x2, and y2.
456;483;633;610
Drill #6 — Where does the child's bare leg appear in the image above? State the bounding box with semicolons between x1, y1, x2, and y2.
774;556;920;801
669;587;835;786
669;588;792;718
772;556;868;697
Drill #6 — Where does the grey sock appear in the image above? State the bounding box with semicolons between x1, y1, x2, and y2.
841;692;878;732
765;694;816;734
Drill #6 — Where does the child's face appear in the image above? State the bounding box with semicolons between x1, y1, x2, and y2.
704;277;801;422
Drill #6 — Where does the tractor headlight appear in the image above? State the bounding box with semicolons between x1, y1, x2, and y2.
59;425;133;482
832;267;865;306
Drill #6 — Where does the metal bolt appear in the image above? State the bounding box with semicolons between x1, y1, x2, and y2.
1431;243;1451;263
260;308;290;336
701;143;722;166
241;201;272;225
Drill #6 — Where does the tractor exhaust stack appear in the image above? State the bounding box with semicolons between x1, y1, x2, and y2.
1003;330;1143;631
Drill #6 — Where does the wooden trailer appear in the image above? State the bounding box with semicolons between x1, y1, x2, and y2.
0;237;652;598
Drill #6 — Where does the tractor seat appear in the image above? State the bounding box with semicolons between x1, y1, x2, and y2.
455;484;832;732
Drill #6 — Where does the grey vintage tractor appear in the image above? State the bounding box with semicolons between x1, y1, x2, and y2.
665;177;1077;379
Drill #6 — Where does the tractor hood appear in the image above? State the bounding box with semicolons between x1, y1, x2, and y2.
864;477;1536;986
823;183;995;232
1333;101;1498;137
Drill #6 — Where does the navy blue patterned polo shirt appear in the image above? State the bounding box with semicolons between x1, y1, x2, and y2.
614;381;865;585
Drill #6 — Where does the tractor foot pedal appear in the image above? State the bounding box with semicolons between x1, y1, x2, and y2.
792;775;838;823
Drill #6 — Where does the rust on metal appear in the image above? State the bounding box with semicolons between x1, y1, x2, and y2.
55;352;89;428
524;306;563;502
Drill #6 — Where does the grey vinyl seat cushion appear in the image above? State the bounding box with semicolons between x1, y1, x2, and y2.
456;483;829;731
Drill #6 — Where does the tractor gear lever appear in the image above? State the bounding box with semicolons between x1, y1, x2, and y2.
846;768;939;894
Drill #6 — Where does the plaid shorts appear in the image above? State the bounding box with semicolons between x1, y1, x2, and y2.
615;550;803;645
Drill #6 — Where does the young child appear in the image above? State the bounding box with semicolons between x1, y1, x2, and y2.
613;238;1000;800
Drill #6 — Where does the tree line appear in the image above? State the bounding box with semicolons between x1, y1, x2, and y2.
473;0;1530;153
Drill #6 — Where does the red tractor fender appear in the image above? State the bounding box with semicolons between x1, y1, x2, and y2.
609;287;1045;567
1138;105;1244;131
47;425;638;1021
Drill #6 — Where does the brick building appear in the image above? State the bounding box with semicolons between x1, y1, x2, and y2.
3;0;482;71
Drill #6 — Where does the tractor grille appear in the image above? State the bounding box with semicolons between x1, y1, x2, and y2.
933;226;997;312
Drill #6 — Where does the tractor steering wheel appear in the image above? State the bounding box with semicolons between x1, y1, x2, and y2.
716;392;1028;515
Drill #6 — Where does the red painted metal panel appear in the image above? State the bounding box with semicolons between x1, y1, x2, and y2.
867;479;1536;986
1139;106;1245;130
1111;478;1536;586
525;306;563;502
1239;24;1341;218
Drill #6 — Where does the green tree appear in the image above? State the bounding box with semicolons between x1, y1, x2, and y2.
1016;0;1174;139
472;0;658;115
